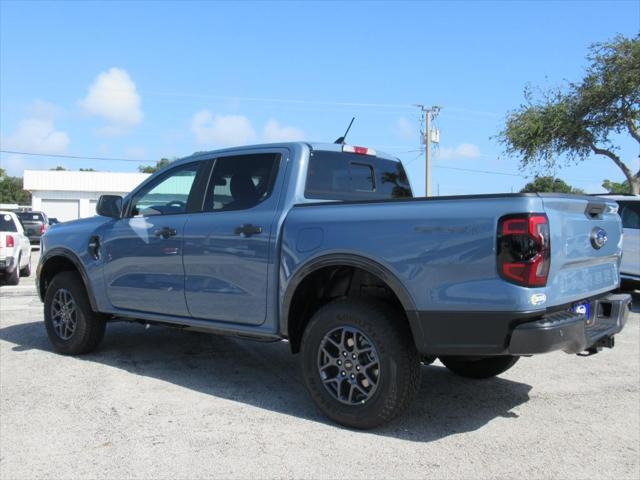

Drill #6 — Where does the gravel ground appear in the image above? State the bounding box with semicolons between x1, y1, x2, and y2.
1;251;639;479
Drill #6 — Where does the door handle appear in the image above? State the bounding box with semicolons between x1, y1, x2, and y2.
234;224;263;237
154;227;177;239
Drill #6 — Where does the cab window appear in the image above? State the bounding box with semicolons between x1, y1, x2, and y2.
619;201;640;230
305;151;412;200
204;153;280;211
0;214;18;232
130;163;199;217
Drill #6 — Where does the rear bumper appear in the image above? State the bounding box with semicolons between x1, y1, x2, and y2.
508;293;631;355
408;293;631;356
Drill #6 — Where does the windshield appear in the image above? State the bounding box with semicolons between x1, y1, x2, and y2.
305;151;412;201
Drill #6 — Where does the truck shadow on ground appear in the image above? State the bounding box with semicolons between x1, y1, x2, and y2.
0;319;532;442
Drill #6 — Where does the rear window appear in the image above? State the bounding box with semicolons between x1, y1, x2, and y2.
1;214;18;232
305;151;412;200
15;212;44;222
618;201;640;230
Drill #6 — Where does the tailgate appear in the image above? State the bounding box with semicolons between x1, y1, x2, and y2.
21;222;40;236
542;195;622;306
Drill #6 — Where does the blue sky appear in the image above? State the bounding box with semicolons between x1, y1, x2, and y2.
1;0;638;195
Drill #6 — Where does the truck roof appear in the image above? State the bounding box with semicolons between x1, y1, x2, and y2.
181;142;400;165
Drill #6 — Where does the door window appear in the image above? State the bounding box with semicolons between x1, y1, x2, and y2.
130;163;199;217
204;153;280;211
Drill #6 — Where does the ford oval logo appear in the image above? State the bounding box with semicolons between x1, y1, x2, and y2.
590;227;608;250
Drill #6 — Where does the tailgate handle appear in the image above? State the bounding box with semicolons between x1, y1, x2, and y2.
585;202;605;219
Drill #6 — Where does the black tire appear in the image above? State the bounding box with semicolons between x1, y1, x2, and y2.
301;298;420;429
19;253;31;277
5;258;20;286
440;355;519;379
44;271;107;355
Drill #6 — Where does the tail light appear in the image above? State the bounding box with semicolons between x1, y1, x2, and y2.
40;224;46;234
5;235;15;248
497;213;550;287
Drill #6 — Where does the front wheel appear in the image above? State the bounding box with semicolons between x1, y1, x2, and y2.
44;271;107;355
301;298;420;429
440;355;519;379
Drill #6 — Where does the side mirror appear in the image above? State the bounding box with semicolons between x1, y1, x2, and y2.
96;195;123;218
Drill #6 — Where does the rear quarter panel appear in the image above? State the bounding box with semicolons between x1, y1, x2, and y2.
280;195;549;315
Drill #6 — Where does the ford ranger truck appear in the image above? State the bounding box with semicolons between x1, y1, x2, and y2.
36;142;631;429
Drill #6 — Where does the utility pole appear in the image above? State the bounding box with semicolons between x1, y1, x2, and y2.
416;105;441;197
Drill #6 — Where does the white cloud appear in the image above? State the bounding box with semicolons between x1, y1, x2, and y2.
191;110;256;146
436;143;481;160
393;117;416;141
262;119;305;142
1;117;69;155
79;67;143;134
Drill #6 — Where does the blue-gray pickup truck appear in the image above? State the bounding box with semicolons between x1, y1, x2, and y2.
37;142;631;428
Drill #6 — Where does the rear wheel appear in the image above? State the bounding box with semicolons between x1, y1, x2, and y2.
301;298;420;429
440;355;519;379
19;253;31;277
44;271;106;355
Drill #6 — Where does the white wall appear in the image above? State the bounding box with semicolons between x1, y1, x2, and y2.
32;190;131;219
24;169;152;221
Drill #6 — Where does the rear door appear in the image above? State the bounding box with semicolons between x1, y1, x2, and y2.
101;161;207;317
182;149;285;325
542;195;623;306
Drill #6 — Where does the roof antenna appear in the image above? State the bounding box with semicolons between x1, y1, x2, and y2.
334;117;355;144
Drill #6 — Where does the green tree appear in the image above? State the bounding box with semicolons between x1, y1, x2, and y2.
499;35;640;194
0;168;31;204
602;179;631;194
138;158;171;174
79;168;96;172
50;166;66;171
520;176;584;194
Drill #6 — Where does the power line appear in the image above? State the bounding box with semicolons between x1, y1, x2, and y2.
58;85;501;117
431;164;522;177
0;150;150;163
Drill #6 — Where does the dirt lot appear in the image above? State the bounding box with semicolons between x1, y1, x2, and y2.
1;251;639;479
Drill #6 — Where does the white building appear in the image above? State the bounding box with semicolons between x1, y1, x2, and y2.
23;170;150;221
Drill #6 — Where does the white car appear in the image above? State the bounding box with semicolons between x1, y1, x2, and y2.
0;211;32;285
599;195;640;289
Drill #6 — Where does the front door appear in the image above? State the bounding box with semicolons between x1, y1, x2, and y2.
102;162;203;317
183;151;285;325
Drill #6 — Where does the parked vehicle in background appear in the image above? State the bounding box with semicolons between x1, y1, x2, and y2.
0;211;32;285
48;217;60;226
598;194;640;289
15;211;49;244
37;142;631;428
